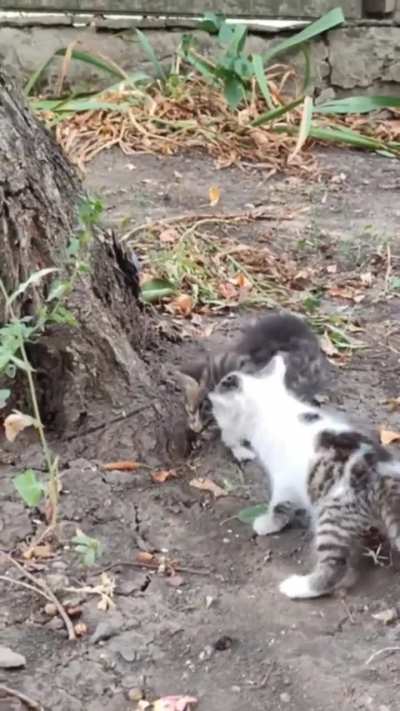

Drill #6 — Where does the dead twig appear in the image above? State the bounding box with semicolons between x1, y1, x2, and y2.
365;646;400;666
384;242;392;296
0;553;76;641
0;685;43;711
96;560;211;577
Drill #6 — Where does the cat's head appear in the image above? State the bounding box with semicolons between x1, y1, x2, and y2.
209;352;288;412
179;352;252;433
178;367;212;433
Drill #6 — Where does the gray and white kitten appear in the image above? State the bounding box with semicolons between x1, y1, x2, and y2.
209;355;400;599
179;311;330;437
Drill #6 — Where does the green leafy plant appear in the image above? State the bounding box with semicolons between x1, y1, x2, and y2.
0;197;103;542
72;529;104;566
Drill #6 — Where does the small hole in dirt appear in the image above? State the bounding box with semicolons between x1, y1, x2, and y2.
214;635;234;652
140;575;152;592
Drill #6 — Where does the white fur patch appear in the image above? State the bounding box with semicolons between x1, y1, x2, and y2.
232;445;256;462
279;574;320;599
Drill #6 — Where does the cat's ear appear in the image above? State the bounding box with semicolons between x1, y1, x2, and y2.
259;352;287;381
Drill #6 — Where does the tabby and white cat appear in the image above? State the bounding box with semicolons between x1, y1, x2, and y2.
180;311;330;441
208;355;400;599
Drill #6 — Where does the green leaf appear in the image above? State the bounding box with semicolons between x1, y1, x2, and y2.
264;7;345;63
46;280;71;302
141;278;176;303
237;503;268;524
289;95;314;161
252;54;274;110
14;469;45;507
198;12;225;34
234;57;253;81
135;28;166;80
251;96;304;127
48;305;78;327
224;76;245;109
25;48;128;96
316;95;400;115
66;238;81;257
72;529;104;566
218;22;247;55
0;389;11;408
7;268;59;307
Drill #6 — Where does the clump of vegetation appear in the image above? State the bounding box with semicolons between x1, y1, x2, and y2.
0;197;103;564
26;7;400;170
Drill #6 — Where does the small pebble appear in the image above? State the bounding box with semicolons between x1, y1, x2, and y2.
127;688;143;702
0;646;26;669
280;692;291;703
214;635;234;651
44;602;58;617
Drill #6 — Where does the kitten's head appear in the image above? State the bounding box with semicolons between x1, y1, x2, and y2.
179;352;251;433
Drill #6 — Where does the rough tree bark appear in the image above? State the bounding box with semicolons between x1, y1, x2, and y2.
0;69;189;463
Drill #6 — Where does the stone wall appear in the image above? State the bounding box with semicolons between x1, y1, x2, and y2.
0;21;399;97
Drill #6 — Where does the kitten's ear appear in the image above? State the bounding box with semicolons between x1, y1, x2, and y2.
177;372;201;407
259;352;287;381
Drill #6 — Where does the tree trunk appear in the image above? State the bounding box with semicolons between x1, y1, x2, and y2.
0;69;189;464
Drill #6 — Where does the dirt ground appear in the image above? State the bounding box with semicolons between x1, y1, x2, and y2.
2;146;400;711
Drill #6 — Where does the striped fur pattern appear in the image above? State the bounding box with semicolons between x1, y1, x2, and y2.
208;356;400;599
180;311;329;436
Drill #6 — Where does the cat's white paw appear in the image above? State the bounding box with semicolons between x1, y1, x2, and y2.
252;513;278;536
279;574;320;599
232;445;256;463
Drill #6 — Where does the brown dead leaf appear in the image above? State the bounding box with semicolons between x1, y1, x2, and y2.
189;477;227;499
153;696;198;711
4;411;37;442
385;397;400;411
159;227;179;244
22;543;54;560
380;428;400;446
328;286;357;300
232;273;252;290
74;622;87;637
208;185;221;207
218;282;237;300
169;294;193;317
136;551;155;564
103;460;142;471
151;468;177;483
319;332;339;357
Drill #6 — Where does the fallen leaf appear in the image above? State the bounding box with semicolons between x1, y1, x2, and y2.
360;271;373;287
231;273;251;290
372;608;398;625
385;397;400;411
328;286;357;300
167;574;185;587
319;332;339;357
103;460;143;471
189;477;227;499
208;185;221;207
380;428;400;446
151;468;177;483
153;696;198;711
136;551;155;564
159;227;179;244
74;622;88;637
22;543;53;560
218;282;237;300
169;294;193;316
4;411;37;442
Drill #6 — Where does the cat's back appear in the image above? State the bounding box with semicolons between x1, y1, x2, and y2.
235;311;320;361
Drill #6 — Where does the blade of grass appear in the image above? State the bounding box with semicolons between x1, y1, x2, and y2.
300;45;312;93
25;47;129;96
251;96;304;126
288;95;313;162
316;95;400;114
275;122;399;154
264;7;345;63
252;53;274;110
135;28;166;80
31;98;131;113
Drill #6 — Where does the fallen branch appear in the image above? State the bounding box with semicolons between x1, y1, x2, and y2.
365;646;400;666
0;553;76;641
0;685;43;710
